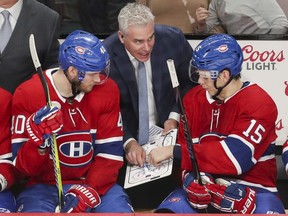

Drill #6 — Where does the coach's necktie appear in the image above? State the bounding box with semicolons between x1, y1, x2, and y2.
0;10;12;53
137;61;149;145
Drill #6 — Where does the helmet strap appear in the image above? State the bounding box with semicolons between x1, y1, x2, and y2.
212;76;234;100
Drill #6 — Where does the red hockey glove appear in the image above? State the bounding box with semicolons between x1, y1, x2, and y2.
61;184;101;213
182;172;213;209
205;178;256;214
26;102;63;148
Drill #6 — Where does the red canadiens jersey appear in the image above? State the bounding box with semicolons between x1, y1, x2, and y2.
180;82;278;192
0;87;19;189
12;69;124;195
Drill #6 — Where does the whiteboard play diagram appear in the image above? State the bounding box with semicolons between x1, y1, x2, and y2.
124;129;177;189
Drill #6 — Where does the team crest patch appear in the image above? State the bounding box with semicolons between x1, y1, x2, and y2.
56;131;94;167
75;46;85;54
217;44;228;52
168;197;181;202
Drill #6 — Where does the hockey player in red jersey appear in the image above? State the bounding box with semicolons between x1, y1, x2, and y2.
0;87;19;212
11;30;133;213
155;34;285;214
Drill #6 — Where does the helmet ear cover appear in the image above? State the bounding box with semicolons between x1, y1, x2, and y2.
58;30;110;82
189;34;243;83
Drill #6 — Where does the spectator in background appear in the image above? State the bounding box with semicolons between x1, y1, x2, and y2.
277;0;288;18
0;87;20;212
194;0;288;35
79;0;135;34
104;2;196;209
0;0;60;94
136;0;209;34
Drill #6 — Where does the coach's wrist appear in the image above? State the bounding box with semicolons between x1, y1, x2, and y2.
124;139;138;153
123;138;136;151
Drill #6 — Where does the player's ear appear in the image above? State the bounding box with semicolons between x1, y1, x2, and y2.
118;31;125;44
220;69;230;81
67;66;78;79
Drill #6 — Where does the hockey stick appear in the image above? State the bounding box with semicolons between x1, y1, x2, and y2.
29;34;64;210
166;59;203;185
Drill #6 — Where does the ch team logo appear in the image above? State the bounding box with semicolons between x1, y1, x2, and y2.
75;46;85;54
168;197;181;203
217;44;228;53
57;131;94;167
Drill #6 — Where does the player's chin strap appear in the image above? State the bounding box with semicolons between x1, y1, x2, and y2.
211;76;234;100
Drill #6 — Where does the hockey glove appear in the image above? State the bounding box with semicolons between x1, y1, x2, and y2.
26;103;63;148
205;178;256;214
182;172;213;209
61;184;101;213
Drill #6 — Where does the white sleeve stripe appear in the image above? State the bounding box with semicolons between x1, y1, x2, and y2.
0;160;13;165
95;136;123;144
12;158;16;166
283;145;288;153
12;138;29;144
0;153;12;159
97;153;123;162
220;140;242;175
258;154;275;162
0;174;7;191
225;178;278;193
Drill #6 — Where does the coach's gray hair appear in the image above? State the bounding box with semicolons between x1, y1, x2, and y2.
118;3;155;35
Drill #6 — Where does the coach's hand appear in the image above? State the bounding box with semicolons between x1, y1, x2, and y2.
205;178;256;214
61;184;101;213
125;140;146;167
26;102;63;148
183;172;212;209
